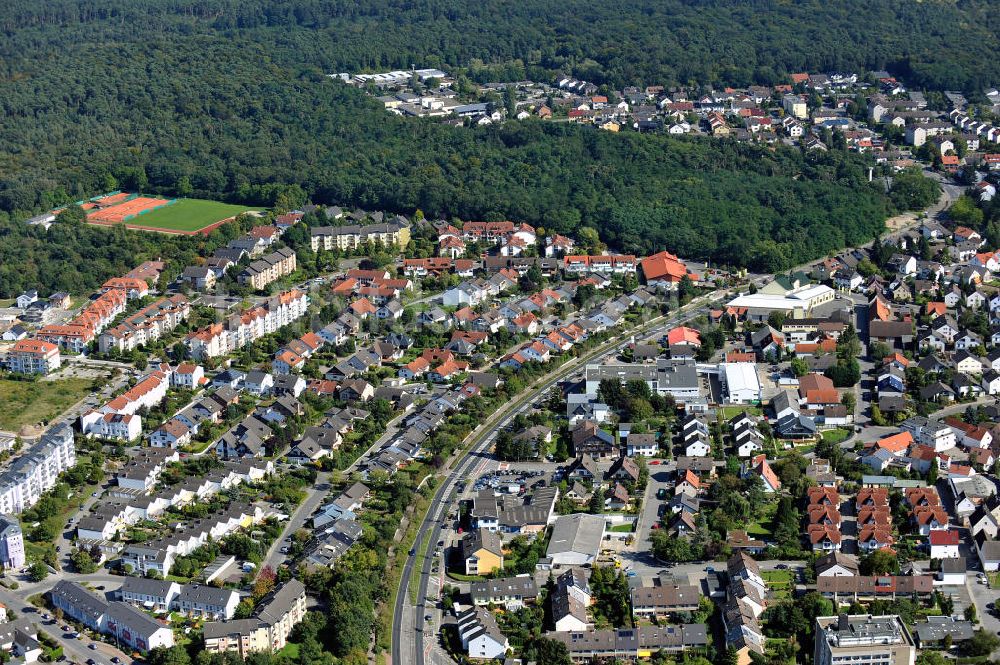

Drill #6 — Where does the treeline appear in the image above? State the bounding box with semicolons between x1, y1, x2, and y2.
0;211;257;297
2;0;998;91
0;0;964;286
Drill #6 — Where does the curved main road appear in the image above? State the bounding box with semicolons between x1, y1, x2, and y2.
391;293;722;665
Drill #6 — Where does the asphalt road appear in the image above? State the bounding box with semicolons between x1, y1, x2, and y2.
392;290;724;665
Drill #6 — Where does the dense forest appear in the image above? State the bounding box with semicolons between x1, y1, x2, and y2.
0;0;990;281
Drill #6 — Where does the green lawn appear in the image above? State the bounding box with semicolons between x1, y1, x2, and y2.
747;503;777;536
278;642;300;660
716;405;763;419
609;524;634;533
762;569;794;600
821;428;852;444
761;570;793;584
0;377;99;431
121;198;256;232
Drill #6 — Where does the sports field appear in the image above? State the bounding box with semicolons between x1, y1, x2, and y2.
89;198;256;234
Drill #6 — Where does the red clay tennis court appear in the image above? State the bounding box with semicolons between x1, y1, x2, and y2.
88;196;172;222
93;192;131;207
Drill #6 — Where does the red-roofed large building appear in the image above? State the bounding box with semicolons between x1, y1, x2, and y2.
640;251;697;289
667;326;701;347
461;221;516;242
6;339;61;374
874;431;913;456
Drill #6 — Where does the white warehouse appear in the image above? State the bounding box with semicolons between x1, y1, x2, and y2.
721;363;762;404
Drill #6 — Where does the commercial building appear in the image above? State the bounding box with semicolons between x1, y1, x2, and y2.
726;284;836;321
814;615;915;665
585;359;700;401
546;513;605;567
5;339;61;375
721;363;762;404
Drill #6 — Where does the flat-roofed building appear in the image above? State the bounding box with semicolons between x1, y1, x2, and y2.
814;614;915;665
546;514;605;567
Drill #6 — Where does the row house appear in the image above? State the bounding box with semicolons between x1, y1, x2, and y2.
98;294;191;353
38;288;127;353
122;504;263;577
185;289;309;359
50;582;174;652
401;257;475;277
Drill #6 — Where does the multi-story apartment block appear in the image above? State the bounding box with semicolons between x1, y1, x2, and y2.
310;221;410;252
5;339;61;374
38;287;127;353
98;295;190;353
184;290;309;359
203;580;306;658
0;424;76;514
563;255;638;274
0;515;25;570
814;615;915;665
238;247;297;290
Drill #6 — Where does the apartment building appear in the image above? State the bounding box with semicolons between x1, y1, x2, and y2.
175;585;240;620
38;287;127;353
98;295;191;354
814;615;915;665
119;578;181;612
310;220;410;252
238;247;297;290
0;424;76;514
563;255;638;274
5;339;61;374
185;290;309;360
50;582;174;652
202;580;307;658
0;516;25;570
